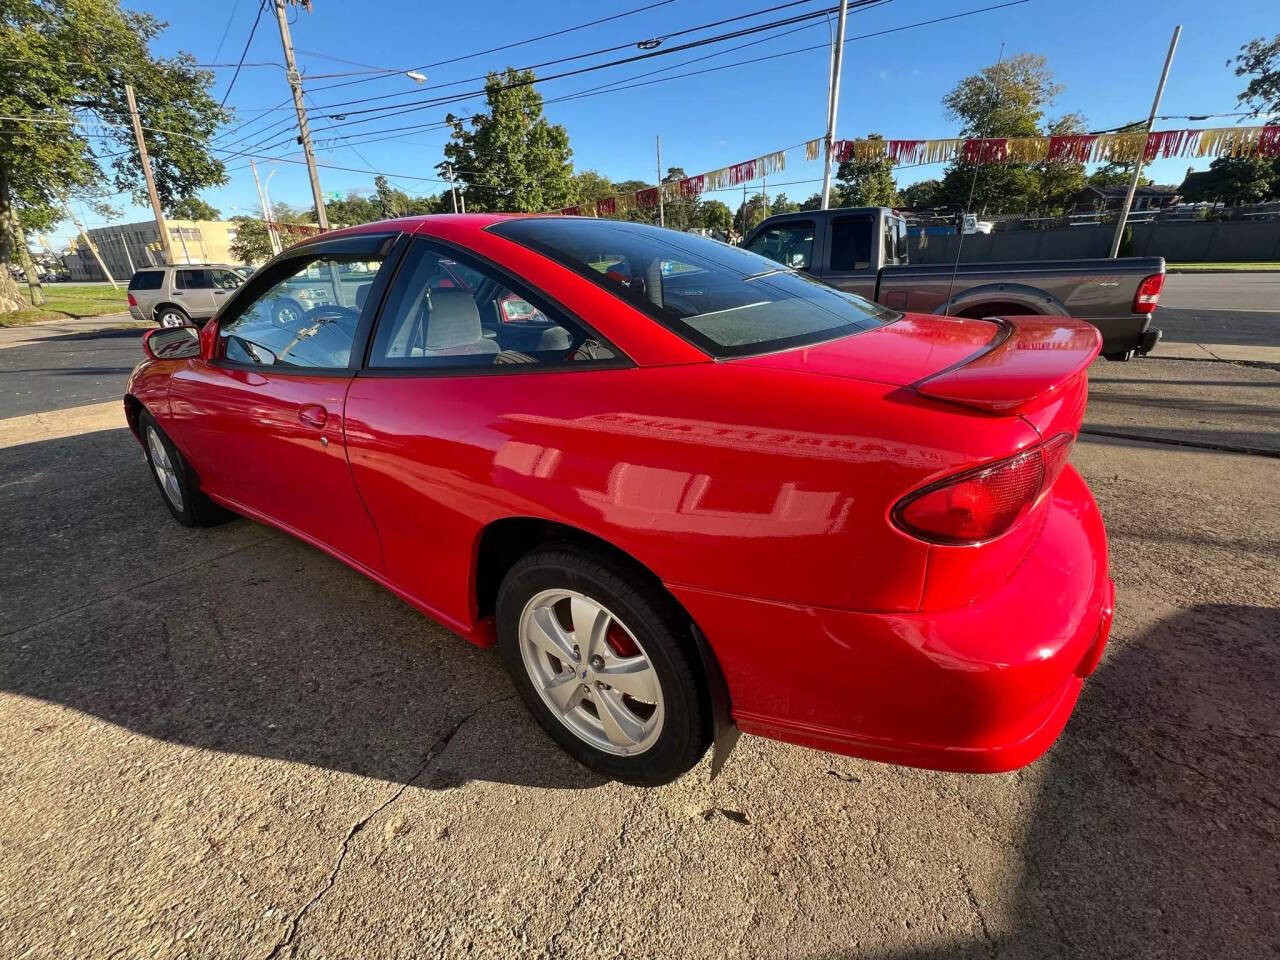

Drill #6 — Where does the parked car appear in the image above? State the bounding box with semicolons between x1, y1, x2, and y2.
744;207;1165;360
127;264;246;327
125;216;1114;786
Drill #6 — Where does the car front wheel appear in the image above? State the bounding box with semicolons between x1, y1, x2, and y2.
138;410;230;527
496;546;710;786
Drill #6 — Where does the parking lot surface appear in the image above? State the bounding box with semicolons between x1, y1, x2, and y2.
0;295;1276;959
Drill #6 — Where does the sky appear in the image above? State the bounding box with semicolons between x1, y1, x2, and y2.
48;0;1280;248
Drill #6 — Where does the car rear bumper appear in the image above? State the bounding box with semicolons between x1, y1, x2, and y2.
671;465;1112;774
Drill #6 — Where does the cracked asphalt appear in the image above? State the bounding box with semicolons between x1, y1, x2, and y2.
0;315;1276;959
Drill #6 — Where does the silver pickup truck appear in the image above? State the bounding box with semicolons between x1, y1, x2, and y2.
743;207;1164;360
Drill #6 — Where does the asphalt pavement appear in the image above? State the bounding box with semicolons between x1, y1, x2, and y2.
1155;273;1279;347
0;295;1276;959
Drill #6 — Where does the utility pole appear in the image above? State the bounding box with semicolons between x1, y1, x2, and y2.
820;0;849;210
273;0;329;230
125;83;174;265
1110;24;1181;258
118;234;136;274
762;172;769;218
250;158;282;255
446;164;459;213
656;135;665;228
459;189;466;214
62;201;116;288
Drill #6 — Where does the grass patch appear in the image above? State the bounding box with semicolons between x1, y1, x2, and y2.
1;283;131;327
1167;262;1280;272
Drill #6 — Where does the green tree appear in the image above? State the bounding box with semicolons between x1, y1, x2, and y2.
229;202;308;264
372;175;441;218
1234;33;1280;116
0;0;227;312
571;170;614;206
441;68;576;212
698;199;732;233
766;192;798;215
165;196;221;220
835;133;900;206
899;179;944;208
660;167;700;231
733;193;769;234
1179;155;1278;204
935;53;1084;215
326;191;381;226
797;193;824;211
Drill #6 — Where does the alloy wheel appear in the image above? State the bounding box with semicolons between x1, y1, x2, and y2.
518;589;664;756
146;426;184;511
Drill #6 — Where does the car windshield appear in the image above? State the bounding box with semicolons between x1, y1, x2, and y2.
490;218;898;357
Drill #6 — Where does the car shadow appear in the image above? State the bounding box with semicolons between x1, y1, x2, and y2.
803;603;1279;960
0;426;603;791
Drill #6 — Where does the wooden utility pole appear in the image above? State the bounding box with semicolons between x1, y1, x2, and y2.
1109;25;1181;258
273;0;329;230
125;83;174;265
62;201;116;288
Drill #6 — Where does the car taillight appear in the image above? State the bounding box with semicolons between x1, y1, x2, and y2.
127;293;137;307
1133;273;1164;314
892;433;1075;545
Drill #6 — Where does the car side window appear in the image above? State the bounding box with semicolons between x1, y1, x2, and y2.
367;240;617;369
829;216;873;271
218;253;387;369
176;269;213;290
211;269;243;290
744;221;814;271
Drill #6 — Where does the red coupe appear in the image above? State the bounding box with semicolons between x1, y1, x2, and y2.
125;215;1114;786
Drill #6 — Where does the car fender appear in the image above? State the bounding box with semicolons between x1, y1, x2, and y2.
936;282;1068;318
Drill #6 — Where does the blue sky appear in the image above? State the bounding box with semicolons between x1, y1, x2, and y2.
51;0;1279;246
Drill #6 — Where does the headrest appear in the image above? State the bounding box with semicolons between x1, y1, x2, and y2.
425;290;484;349
355;283;371;310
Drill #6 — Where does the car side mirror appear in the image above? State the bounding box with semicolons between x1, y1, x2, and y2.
142;325;201;361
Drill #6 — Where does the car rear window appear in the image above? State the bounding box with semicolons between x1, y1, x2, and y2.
490;218;897;357
128;270;163;291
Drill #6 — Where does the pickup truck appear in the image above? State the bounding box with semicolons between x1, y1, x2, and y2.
743;207;1164;360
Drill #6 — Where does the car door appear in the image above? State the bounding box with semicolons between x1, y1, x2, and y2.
818;214;879;301
173;268;218;320
166;233;403;572
341;237;626;629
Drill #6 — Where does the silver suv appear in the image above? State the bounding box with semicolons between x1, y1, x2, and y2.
127;264;249;327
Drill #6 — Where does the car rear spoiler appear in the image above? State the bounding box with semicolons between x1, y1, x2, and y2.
914;315;1102;414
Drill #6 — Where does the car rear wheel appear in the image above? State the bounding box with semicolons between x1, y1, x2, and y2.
138;410;230;527
157;306;190;328
496;546;710;786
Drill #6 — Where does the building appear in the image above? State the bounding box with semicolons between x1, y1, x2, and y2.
61;219;242;281
1071;184;1181;214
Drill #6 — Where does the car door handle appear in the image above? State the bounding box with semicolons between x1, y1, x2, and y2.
298;404;328;429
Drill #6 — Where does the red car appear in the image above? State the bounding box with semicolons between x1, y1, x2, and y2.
125;215;1114;786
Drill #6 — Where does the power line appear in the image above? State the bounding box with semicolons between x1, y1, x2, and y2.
211;0;245;64
220;1;268;108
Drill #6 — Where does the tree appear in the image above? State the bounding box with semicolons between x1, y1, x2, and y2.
899;179;944;208
372;175;441;218
835;133;899;207
797;193;823;211
766;192;798;215
660;167;699;231
165;196;221;221
1179;155;1278;205
326;191;381;227
699;199;732;233
1234;33;1280;117
442;68;576;212
571;170;614;206
0;0;227;312
934;53;1084;215
229;202;308;264
733;193;769;234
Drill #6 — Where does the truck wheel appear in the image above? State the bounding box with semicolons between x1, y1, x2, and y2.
1103;349;1136;361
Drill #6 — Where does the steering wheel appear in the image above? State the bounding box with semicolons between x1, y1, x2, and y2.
301;304;360;328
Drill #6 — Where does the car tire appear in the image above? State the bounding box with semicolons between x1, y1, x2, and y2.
496;546;711;786
1103;349;1136;361
156;306;190;328
272;298;305;326
138;410;231;527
